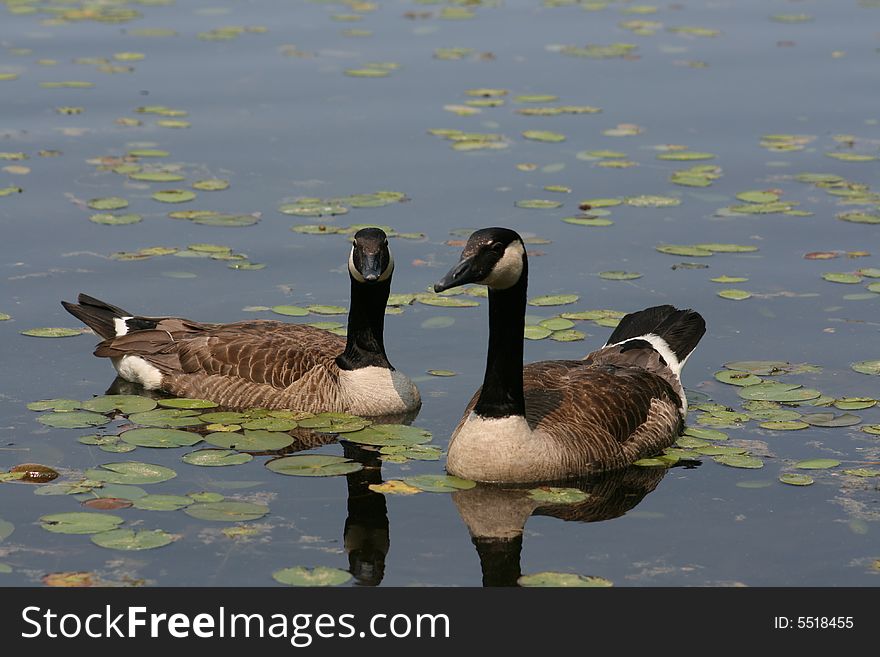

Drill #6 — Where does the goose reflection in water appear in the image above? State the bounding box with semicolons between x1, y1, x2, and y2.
452;465;690;587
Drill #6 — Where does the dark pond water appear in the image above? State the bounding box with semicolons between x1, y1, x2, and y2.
1;0;879;587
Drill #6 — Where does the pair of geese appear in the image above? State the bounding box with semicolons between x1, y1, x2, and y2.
63;227;706;484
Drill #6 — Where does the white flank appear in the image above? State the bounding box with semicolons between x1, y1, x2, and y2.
339;366;420;415
112;355;163;389
479;241;525;290
113;316;133;337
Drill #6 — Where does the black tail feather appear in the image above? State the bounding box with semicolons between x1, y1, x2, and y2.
606;304;706;363
61;294;132;340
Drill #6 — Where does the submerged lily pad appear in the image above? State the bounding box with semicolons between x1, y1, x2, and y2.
91;528;174;550
40;512;124;535
184;501;269;522
518;572;613;587
0;519;13;542
266;454;363;477
272;566;352;587
403;474;476;493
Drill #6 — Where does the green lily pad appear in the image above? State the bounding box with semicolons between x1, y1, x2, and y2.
522;130;566;143
416;295;480;308
725;360;798;375
515;199;563;210
192;179;229;191
822;273;862;284
779;473;814;486
182;449;253;466
121;427;202;448
738;383;822;402
524;325;553;340
27;399;81;412
527;487;590;504
711;276;748;284
683;427;728;441
296;412;371;433
157;398;218;409
184;501;269;522
860;425;880;435
736;190;780;203
832;397;876;411
21;327;83;338
266;454;363;476
189;492;225;503
342;424;432;447
379;445;442;462
129;171;185;183
625;195;681;208
538;317;575;331
88;197;128;210
133;494;193;511
759;420;809;430
550;329;586;341
800;413;861;427
85;461;177;485
152;189;196;203
90;213;143;225
518;572;613;587
37;411;110;429
695;243;759;254
714;454;764;469
91;528;174;550
656;151;715;161
795;459;840;470
129;408;204;427
633;457;671;467
599;271;642;280
82;396;158;415
307;305;347;315
717;289;753;301
0;519;13;542
842;468;880;478
714;370;762;386
851;360;880;376
239;417;298;432
426;369;456;377
272;566;352;587
403;474;476;493
655;245;713;257
271;305;309;317
529;294;579;307
695;446;747;456
40;512;124;535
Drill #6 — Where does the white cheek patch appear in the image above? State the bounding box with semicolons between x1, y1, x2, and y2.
479;241;525;290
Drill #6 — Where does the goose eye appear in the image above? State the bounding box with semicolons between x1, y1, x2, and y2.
490;242;505;254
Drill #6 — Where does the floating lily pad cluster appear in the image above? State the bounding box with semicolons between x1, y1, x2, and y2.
428;128;509;151
793;173;880;224
105;242;264;270
279;191;407;218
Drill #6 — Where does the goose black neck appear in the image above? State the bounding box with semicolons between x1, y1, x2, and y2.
336;276;393;371
474;262;527;418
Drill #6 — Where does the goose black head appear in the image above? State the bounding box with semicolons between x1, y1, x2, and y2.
349;227;393;284
434;227;526;293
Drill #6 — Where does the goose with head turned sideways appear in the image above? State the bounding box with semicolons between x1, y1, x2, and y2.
434;227;706;483
62;227;420;418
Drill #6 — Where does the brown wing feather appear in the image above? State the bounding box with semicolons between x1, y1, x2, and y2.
94;320;345;390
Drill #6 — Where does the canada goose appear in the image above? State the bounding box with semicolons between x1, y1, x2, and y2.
434;227;706;483
62;227;421;417
452;466;668;586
